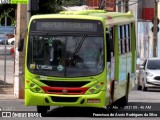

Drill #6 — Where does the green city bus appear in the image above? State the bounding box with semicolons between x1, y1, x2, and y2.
18;10;136;114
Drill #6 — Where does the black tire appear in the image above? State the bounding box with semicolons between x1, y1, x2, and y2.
37;106;50;116
137;75;141;90
107;80;115;112
142;85;147;91
124;73;130;105
137;84;142;90
120;73;130;106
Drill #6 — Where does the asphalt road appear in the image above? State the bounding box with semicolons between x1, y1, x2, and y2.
0;87;160;119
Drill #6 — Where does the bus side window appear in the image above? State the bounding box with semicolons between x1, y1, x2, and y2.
121;25;126;53
109;27;114;56
106;33;111;62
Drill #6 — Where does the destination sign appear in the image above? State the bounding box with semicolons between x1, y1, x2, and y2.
37;22;97;32
30;19;103;33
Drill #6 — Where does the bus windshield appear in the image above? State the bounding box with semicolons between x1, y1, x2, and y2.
27;34;104;77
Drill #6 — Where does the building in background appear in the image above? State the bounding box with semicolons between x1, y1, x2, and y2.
86;0;116;11
86;0;129;12
136;0;159;59
86;0;160;60
116;0;129;12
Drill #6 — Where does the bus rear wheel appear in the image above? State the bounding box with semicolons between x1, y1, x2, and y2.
37;106;50;116
107;80;115;112
137;84;142;90
124;73;130;105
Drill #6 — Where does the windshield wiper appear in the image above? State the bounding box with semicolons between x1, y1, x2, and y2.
74;34;87;54
64;34;87;76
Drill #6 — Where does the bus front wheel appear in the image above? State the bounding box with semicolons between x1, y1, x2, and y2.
37;106;50;116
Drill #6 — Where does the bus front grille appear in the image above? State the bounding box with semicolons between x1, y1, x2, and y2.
51;96;79;102
41;86;89;95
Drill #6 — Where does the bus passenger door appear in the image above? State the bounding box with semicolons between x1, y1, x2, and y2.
106;27;115;104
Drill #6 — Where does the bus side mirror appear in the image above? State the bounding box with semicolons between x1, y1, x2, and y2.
18;39;24;52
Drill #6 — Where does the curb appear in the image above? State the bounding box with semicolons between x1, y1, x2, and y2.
0;94;17;100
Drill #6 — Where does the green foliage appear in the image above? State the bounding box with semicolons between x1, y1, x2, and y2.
61;0;82;6
38;0;55;14
33;0;84;15
0;4;16;18
0;4;16;26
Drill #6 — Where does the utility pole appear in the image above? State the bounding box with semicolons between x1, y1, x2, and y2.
153;0;158;57
4;16;7;87
14;4;27;99
27;0;31;24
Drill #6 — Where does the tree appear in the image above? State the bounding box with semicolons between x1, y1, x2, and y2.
0;4;17;25
32;0;83;15
61;0;83;6
38;0;56;14
0;4;17;18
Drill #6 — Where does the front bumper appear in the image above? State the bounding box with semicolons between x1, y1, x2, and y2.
25;89;109;108
145;77;160;88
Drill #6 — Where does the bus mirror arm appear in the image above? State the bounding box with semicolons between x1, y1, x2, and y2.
18;38;24;52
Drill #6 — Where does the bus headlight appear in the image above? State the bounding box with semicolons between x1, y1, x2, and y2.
35;87;41;92
86;82;104;94
89;89;95;93
95;85;100;89
30;83;35;87
28;80;44;93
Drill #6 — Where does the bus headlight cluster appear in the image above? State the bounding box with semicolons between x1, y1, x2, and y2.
28;81;44;93
86;82;104;94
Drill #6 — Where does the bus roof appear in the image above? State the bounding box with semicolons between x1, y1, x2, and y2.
59;10;134;21
59;10;133;17
30;10;135;27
